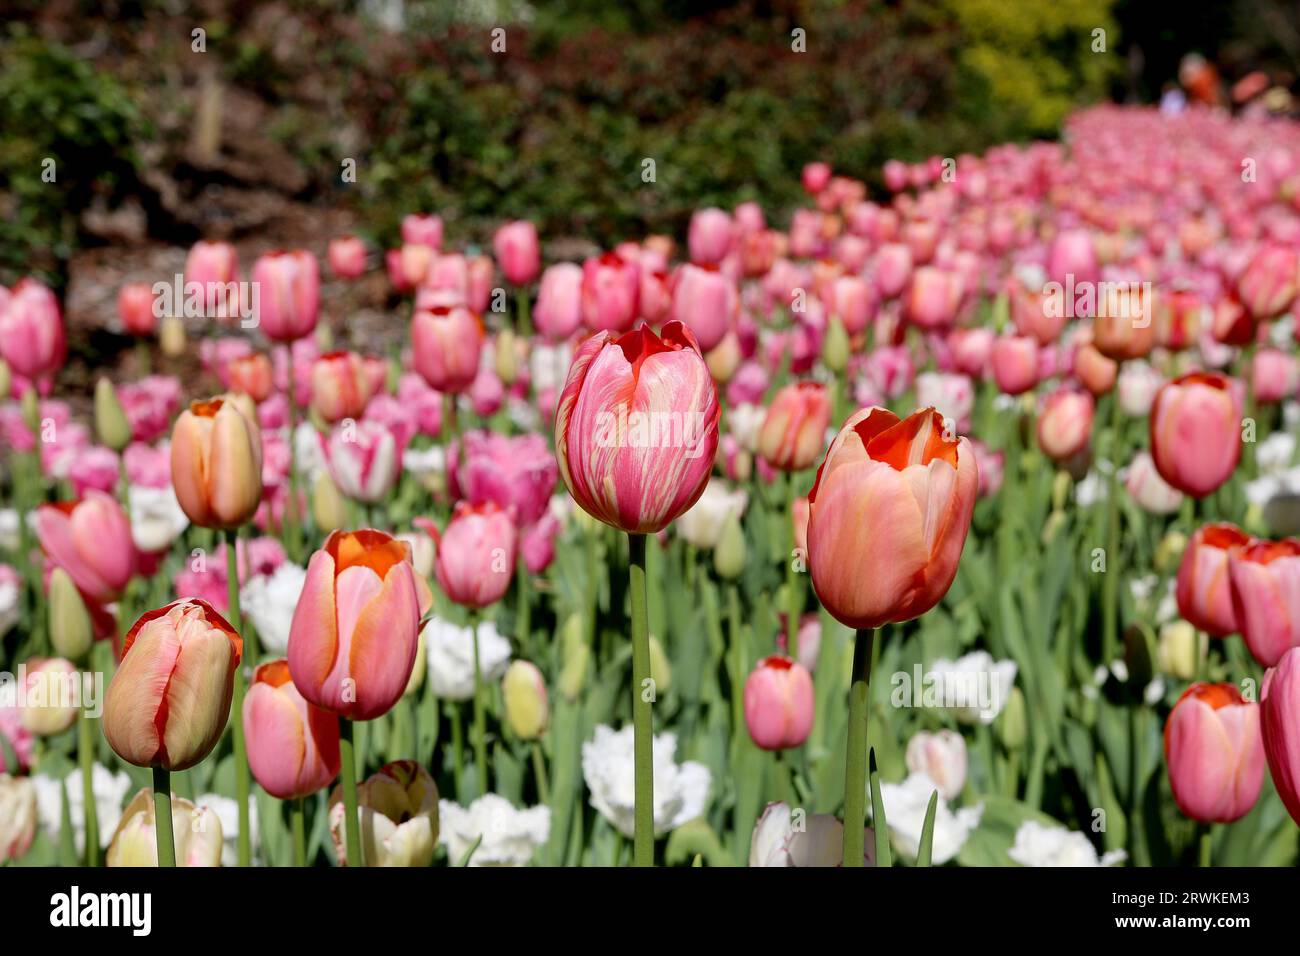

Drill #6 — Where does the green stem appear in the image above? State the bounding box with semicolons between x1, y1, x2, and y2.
339;718;363;866
516;288;533;337
1101;389;1123;664
78;709;99;866
226;528;252;867
628;533;655;867
285;347;301;560
842;627;875;867
516;556;531;656
1199;824;1212;867
136;337;151;376
449;701;464;798
291;797;306;867
728;583;745;740
152;765;175;867
785;474;801;652
470;612;488;795
531;742;550;805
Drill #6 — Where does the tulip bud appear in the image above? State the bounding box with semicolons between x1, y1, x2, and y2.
1157;620;1202;680
171;397;264;530
94;377;132;452
159;314;187;357
1041;509;1067;546
1155;531;1187;573
311;471;349;533
713;511;747;580
0;360;10;400
821;317;850;373
502;660;549;739
1165;683;1265;823
1051;471;1072;512
494;329;520;386
558;614;590;701
743;656;814;751
996;686;1027;750
648;635;672;693
106;788;223;867
705;330;742;384
19;658;80;736
48;567;93;662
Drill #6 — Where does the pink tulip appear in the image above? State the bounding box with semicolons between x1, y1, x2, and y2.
1164;683;1264;823
1036;387;1093;462
970;440;1004;498
1236;244;1298;320
184;241;238;314
244;659;341;800
757;381;832;473
0;279;66;381
581;252;640;333
671;264;736;352
68;446;120;498
554;321;719;534
1046;228;1099;287
493;220;541;286
882;159;909;193
947;327;994;378
1261;647;1300;826
873;243;913;299
1251;347;1299;404
327;236;367;279
1150;372;1241;498
1177;523;1252;637
449;430;557;526
521;511;561;574
311;351;374;424
828;275;877;336
991;334;1039;395
915;372;974;432
687;208;733;265
36;491;135;604
431;501;518;608
905;266;962;330
1229;539;1300;667
400;213;443;250
1124;450;1183;515
117;283;158;336
467;255;495;314
802;162;832;195
253;250;320;343
534;264;583;341
744;656;815;751
226;352;275;404
288;530;421;720
411;305;484;394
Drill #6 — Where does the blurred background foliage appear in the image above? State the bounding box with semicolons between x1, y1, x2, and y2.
1;0;1297;286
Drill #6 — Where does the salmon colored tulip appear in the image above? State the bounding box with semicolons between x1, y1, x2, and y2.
311;351;373;424
1073;340;1118;395
431;501;518;609
904;266;962;330
170;395;264;529
117;283;158;337
758;382;832;473
744;655;814;751
103;599;242;771
1092;287;1157;360
243;659;341;800
808;407;978;630
288;530;421;720
1164;683;1264;823
225;352;274;403
554;320;720;534
1036;387;1093;462
35;490;136;604
1177;523;1251;637
1229;539;1300;667
328;236;367;279
253;249;320;343
411;304;484;395
1149;372;1241;498
1261;647;1300;826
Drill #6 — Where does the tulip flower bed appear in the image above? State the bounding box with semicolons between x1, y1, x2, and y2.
4;101;1300;870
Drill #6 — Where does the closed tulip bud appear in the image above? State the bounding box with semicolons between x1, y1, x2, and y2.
687;207;734;265
1237;244;1298;320
1156;530;1188;572
0;775;37;863
104;599;242;771
558;613;590;701
1092;289;1157;361
93;377;131;452
808;407;977;630
327;236;367;279
1041;509;1067;546
311;471;349;533
648;634;672;693
1229;539;1300;667
48;567;93;661
412;305;484;394
991;334;1039;395
288;530;420;720
311;351;373;424
758;381;832;472
581;252;640;333
117;283;158;337
1157;620;1202;680
494;328;520;385
493;220;541;286
20;388;39;432
432;501;518;609
821;316;850;373
705;330;743;384
713;511;747;579
403;627;428;699
159;314;187;357
1261;647;1300;826
226;352;274;404
1074;341;1118;396
36;491;136;604
0;278;66;381
243;659;340;800
252;250;320;343
671;263;736;352
534;263;583;341
329;760;439;867
1150;373;1242;498
171;396;264;529
555;321;720;533
904;729;968;801
1177;523;1251;637
19;657;80;736
996;686;1027;750
502;660;549;739
1164;683;1264;823
744;656;814;751
1036;387;1093;462
107;788;223;867
0;360;9;401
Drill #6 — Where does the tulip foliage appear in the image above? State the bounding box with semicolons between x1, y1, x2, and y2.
6;102;1300;869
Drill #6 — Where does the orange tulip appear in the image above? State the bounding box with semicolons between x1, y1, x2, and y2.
757;381;832;472
243;659;341;800
170;395;264;529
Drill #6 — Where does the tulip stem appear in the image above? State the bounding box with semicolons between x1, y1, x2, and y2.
136;338;151;376
339;718;363;866
285;347;302;561
842;627;875;867
727;583;745;738
516;288;532;337
152;766;175;867
1198;824;1213;867
531;742;550;805
1101;390;1123;665
786;474;801;651
291;797;306;867
449;701;464;797
78;708;99;867
516;555;532;656
226;528;252;867
627;533;655;867
470;612;489;795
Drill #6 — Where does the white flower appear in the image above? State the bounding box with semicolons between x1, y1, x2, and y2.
1118;360;1163;417
582;724;711;838
294;421;325;483
529;342;571;394
438;793;550;866
674;479;748;550
904;730;968;802
32;764;132;854
927;651;1017;724
749;801;873;867
1007;820;1126;866
876;772;981;865
194;793;259;866
1257;431;1296;476
128;484;190;553
0;509;21;552
425;617;511;701
402;444;447;482
1075;469;1104;508
241;563;306;656
0;575;19;640
727;402;767;453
